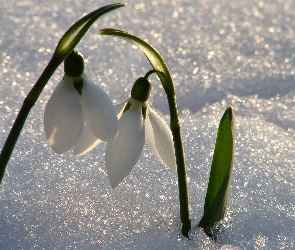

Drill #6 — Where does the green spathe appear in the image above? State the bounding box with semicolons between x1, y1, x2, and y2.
198;106;235;237
55;3;127;61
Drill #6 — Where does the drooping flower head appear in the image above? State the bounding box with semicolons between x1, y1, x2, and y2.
105;73;177;188
44;50;118;155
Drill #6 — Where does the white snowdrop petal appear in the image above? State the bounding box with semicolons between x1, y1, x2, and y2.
145;109;163;166
44;76;84;154
146;107;177;171
73;125;101;156
81;76;118;142
105;101;145;188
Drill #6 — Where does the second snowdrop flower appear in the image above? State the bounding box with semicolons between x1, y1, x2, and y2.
106;74;177;188
44;50;118;154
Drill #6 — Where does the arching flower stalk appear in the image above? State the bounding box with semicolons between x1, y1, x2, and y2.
100;28;191;237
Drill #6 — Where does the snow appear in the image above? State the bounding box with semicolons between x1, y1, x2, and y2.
1;0;295;249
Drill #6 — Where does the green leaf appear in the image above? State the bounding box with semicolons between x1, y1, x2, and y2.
198;106;235;235
55;3;126;61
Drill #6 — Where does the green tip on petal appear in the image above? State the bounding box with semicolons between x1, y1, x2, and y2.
64;50;85;77
131;77;152;102
73;76;84;95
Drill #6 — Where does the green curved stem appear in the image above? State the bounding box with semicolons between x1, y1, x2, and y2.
144;69;158;79
0;3;126;184
100;28;191;237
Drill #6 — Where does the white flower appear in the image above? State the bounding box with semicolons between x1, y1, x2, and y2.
105;98;177;188
43;74;118;154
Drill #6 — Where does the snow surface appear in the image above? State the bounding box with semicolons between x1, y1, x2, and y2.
1;0;295;249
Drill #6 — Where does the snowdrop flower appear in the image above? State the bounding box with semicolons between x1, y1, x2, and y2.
105;75;177;188
44;50;118;154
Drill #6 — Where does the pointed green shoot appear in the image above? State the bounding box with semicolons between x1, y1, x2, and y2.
198;106;235;238
0;3;126;184
100;28;191;237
